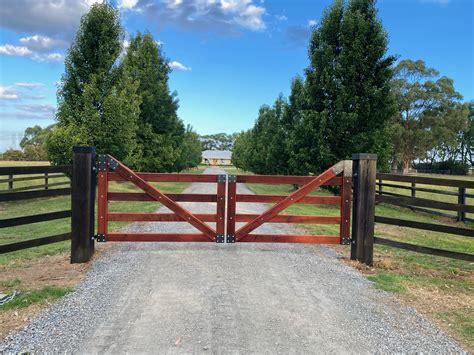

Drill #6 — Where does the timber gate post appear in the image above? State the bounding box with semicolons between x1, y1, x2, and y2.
71;146;96;263
350;153;377;266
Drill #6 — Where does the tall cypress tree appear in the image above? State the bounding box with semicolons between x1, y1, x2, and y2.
121;32;185;172
47;3;140;164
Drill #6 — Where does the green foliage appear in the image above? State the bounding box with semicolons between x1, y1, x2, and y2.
47;3;140;165
0;149;24;161
391;59;467;172
234;0;395;175
175;125;202;171
200;133;239;151
413;161;470;175
121;31;187;172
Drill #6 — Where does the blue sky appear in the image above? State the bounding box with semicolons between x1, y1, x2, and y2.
0;0;473;151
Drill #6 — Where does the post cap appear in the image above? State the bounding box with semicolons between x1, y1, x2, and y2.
73;146;96;153
352;153;377;160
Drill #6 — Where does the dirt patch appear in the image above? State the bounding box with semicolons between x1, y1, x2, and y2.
0;244;112;339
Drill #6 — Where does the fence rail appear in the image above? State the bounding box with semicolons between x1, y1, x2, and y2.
373;172;474;262
0;165;72;254
376;173;473;222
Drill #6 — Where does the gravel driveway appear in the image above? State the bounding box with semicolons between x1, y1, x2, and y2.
0;167;464;353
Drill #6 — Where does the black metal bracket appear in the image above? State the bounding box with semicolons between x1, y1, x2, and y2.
108;158;118;171
228;175;237;183
341;237;351;245
215;235;225;243
95;234;107;242
217;174;227;183
97;155;108;172
226;235;235;243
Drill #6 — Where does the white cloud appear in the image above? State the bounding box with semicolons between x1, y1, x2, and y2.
128;0;266;33
19;35;65;52
0;45;32;56
15;82;44;88
169;61;192;71
0;0;96;38
308;19;317;27
275;15;287;22
0;86;19;100
118;0;139;9
0;35;64;62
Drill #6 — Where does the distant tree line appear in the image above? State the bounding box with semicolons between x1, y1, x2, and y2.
200;133;239;151
233;0;472;175
37;3;201;171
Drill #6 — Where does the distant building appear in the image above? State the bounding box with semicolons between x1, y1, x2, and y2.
202;150;232;166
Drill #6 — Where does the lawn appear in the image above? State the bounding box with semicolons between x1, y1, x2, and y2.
225;166;474;350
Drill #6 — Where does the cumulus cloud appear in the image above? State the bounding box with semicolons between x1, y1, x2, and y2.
0;86;19;100
0;0;96;38
308;19;317;27
123;0;266;34
169;61;192;71
0;34;64;61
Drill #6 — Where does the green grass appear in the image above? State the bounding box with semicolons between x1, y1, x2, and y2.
367;271;406;293
0;286;72;311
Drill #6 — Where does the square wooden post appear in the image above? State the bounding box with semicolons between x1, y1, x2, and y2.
351;153;377;266
71;146;96;263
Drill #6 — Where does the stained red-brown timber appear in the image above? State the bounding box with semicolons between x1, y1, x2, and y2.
340;175;352;243
235;163;341;241
111;156;216;240
108;172;216;183
227;177;237;238
237;175;342;186
107;233;211;242
236;194;340;205
107;192;217;202
107;213;217;222
97;169;108;235
216;177;226;236
238;235;340;244
235;214;340;224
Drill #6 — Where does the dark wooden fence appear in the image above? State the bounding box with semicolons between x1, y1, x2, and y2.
0;165;72;254
353;171;474;263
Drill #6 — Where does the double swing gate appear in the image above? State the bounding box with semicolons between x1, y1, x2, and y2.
94;155;352;245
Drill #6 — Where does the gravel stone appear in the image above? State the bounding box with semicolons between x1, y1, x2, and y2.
0;167;465;353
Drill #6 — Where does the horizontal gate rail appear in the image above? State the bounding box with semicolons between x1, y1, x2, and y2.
107;233;212;242
108;192;218;202
238;235;341;244
108;213;218;222
235;214;341;224
108;172;218;183
236;194;340;204
236;175;342;185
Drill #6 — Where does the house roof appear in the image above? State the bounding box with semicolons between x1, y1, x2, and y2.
202;150;232;160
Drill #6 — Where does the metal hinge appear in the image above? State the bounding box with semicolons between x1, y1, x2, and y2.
226;235;235;243
341;237;351;245
95;234;107;242
215;235;225;243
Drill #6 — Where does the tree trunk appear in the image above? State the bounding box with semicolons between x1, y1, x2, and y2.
391;158;398;174
402;160;411;175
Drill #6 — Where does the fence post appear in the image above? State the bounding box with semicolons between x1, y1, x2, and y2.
411;182;416;198
71;146;96;263
457;187;466;222
8;174;13;191
351;153;377;266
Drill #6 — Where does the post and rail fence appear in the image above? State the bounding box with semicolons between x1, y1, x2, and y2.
1;147;472;265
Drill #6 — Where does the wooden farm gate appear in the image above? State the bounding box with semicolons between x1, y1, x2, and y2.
95;155;352;245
